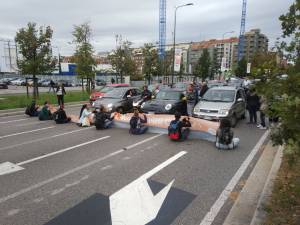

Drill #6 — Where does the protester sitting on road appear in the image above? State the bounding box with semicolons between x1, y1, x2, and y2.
54;105;71;124
95;105;115;130
129;108;148;135
78;104;93;127
25;100;40;117
38;101;53;121
215;118;239;150
168;112;191;141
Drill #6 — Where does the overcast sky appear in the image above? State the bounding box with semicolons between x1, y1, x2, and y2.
0;0;294;55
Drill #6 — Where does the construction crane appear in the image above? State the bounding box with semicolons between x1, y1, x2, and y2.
159;0;166;60
237;0;247;61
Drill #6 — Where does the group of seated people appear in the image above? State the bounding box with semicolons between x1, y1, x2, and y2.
25;101;239;149
25;100;71;124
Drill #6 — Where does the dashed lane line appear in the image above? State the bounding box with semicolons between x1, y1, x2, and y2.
0;118;28;124
0;126;55;139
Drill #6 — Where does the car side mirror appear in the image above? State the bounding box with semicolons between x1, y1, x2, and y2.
237;98;243;102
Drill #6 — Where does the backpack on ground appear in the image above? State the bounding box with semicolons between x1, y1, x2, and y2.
130;117;138;130
219;128;233;145
25;106;31;116
168;121;180;140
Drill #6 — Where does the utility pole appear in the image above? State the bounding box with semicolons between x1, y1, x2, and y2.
7;40;12;73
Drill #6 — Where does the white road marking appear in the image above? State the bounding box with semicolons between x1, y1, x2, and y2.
199;130;270;225
0;118;28;124
122;156;131;160
101;165;113;171
65;181;81;188
0;134;162;204
32;197;44;203
7;209;21;216
0;126;55;139
80;175;89;181
0;127;94;151
51;188;65;196
15;121;46;127
110;151;187;225
0;162;24;176
0;111;24;117
17;136;110;166
0;114;25;119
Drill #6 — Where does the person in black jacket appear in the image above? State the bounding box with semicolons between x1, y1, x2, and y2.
246;89;260;124
129;109;148;135
199;82;209;97
168;112;191;141
25;100;40;117
95;105;115;130
141;85;152;102
54;106;71;124
56;84;66;107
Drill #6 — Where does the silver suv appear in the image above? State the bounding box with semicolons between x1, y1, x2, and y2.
193;86;246;127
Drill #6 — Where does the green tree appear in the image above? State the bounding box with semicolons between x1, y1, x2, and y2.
251;52;279;77
15;22;55;98
72;22;96;92
193;49;211;81
142;43;159;84
235;57;247;77
108;41;137;83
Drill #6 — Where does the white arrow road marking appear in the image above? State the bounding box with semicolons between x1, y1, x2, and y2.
0;126;55;139
0;136;110;176
109;151;187;225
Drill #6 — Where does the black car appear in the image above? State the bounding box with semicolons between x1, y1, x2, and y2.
141;89;187;115
92;87;142;113
0;82;8;89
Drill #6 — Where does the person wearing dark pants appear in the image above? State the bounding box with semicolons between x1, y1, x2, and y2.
129;109;148;135
95;105;115;130
56;84;66;107
246;89;260;124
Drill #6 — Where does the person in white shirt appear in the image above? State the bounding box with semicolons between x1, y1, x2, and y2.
78;104;93;126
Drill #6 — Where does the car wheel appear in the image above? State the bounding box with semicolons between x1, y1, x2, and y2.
116;107;124;114
231;114;237;128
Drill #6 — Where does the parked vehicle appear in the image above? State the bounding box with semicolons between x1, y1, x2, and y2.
92;87;142;113
141;89;187;115
0;82;8;89
11;78;26;86
96;79;106;86
2;77;18;85
57;80;73;87
193;86;246;127
89;83;130;102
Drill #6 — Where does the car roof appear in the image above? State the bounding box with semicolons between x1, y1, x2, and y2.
107;83;129;87
159;88;183;92
209;86;239;91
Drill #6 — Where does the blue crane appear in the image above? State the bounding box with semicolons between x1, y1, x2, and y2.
159;0;166;60
237;0;247;61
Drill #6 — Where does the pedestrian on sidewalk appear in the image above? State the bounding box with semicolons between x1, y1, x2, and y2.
56;83;66;107
257;95;267;129
246;88;260;124
216;118;240;150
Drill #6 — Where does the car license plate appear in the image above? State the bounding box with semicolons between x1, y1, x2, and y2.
204;116;212;120
148;112;155;114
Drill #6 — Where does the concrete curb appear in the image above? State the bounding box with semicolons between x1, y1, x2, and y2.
250;145;283;225
0;101;88;117
223;141;282;225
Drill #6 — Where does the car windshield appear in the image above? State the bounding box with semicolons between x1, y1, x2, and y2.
174;83;187;89
103;88;125;99
156;91;181;100
202;89;235;102
100;86;114;93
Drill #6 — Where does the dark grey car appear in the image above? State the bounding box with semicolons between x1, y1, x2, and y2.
92;87;142;113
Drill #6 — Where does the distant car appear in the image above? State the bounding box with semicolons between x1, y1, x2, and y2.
92;87;142;113
10;78;25;86
0;82;8;89
2;77;18;85
207;81;225;89
89;83;130;102
174;82;189;90
141;89;187;115
57;80;73;87
193;86;246;127
96;79;106;86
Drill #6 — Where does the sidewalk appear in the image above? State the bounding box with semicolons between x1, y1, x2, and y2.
223;141;283;225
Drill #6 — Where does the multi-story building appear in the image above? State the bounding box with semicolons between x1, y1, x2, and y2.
0;40;18;74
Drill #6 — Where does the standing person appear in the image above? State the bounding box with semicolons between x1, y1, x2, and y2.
78;104;92;127
95;105;115;130
141;85;152;102
38;101;53;121
56;83;66;107
257;95;267;129
246;89;260;124
111;77;115;84
48;79;55;93
53;105;71;124
129;109;148;135
216;118;240;150
168;112;191;141
186;84;198;116
153;84;160;96
199;82;209;98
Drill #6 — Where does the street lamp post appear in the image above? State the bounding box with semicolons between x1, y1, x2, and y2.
171;3;193;87
52;46;62;75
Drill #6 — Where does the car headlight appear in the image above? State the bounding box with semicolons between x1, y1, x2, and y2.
165;104;172;111
141;102;146;109
107;103;113;109
193;107;200;113
219;109;229;115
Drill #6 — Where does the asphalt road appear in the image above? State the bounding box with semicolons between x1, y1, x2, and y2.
0;106;267;225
